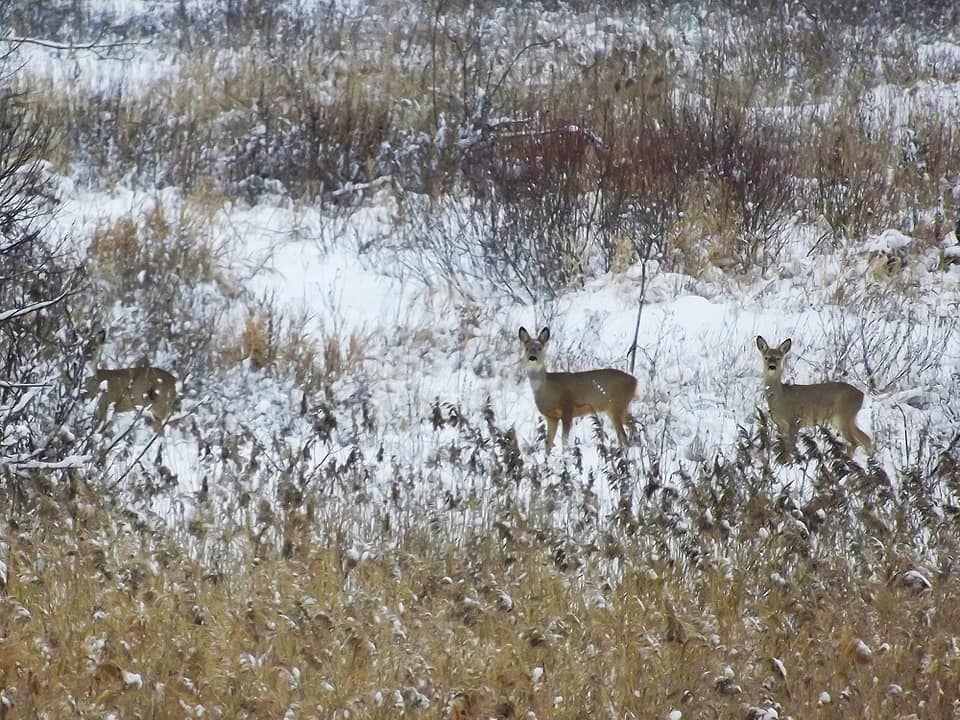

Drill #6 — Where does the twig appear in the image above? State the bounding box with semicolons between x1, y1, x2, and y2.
107;431;159;491
0;291;70;323
2;34;150;52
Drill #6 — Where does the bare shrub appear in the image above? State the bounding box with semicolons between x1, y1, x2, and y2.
389;190;590;302
598;109;697;273
803;105;896;241
84;195;231;390
386;90;801;298
28;49;397;202
892;111;960;243
698;108;798;270
821;298;956;395
0;53;88;480
601;97;800;276
5;0;134;43
173;0;328;50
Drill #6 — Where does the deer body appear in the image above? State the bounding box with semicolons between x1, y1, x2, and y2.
85;367;179;430
756;336;873;456
519;327;637;453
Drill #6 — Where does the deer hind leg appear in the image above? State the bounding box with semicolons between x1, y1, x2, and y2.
843;418;874;455
142;383;175;432
608;407;629;446
544;416;559;454
151;396;169;433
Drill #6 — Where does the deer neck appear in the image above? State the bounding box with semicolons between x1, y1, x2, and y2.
763;376;783;406
527;365;547;395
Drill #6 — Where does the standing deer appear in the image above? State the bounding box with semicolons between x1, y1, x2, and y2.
85;367;179;432
518;326;637;453
756;336;873;457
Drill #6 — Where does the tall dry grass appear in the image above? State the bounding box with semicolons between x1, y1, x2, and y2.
3;421;959;718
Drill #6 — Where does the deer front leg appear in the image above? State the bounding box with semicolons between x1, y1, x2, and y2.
560;411;573;452
776;418;798;459
544;416;559;454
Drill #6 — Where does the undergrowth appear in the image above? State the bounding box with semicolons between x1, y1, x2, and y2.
16;0;960;299
2;415;959;719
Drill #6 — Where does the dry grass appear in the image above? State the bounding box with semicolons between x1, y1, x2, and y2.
87;199;222;298
217;304;370;394
3;431;959;719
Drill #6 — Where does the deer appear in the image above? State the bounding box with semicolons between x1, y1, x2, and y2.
755;336;873;458
84;366;179;432
518;326;637;453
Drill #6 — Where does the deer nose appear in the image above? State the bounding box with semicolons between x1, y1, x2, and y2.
528;355;537;362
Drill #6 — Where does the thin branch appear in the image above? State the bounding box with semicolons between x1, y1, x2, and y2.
1;385;44;419
489;34;562;100
106;433;159;491
0;454;89;470
1;34;150;52
0;290;70;323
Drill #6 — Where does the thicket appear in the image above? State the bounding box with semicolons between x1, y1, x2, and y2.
14;0;960;304
0;38;90;484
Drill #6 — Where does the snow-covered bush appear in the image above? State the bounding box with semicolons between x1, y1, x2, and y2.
0;52;88;481
84;195;230;387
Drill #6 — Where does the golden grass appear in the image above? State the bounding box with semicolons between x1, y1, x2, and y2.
216;304;372;394
241;312;272;371
87;198;223;296
3;445;958;720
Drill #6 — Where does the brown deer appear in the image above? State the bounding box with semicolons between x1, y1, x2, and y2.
85;367;179;432
756;336;873;456
518;326;637;453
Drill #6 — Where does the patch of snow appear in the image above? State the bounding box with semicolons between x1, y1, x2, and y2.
863;229;914;253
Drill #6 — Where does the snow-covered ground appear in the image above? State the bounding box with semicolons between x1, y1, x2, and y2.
16;1;960;522
47;181;960;521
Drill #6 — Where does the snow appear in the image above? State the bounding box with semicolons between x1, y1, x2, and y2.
8;1;960;536
863;229;914;253
38;177;960;521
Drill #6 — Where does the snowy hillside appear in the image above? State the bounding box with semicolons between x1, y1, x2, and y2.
47;162;960;516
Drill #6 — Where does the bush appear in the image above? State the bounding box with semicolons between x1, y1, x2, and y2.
0;54;88;480
85;194;229;384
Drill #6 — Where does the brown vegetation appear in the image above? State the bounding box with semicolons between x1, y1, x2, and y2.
2;427;958;718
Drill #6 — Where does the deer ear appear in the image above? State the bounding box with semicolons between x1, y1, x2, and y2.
779;338;792;353
538;327;550;343
518;327;529;341
756;336;768;351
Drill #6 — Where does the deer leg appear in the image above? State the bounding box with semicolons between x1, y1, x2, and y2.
149;399;166;435
775;419;796;460
845;419;873;455
94;395;110;428
544;416;559;454
560;411;573;451
609;408;629;446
